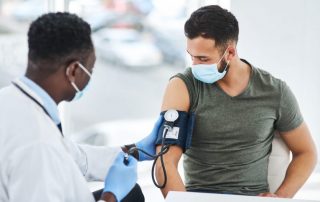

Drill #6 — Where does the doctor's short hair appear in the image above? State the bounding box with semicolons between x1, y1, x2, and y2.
184;5;239;52
27;12;93;66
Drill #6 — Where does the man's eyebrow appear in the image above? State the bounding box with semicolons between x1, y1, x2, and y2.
186;50;209;58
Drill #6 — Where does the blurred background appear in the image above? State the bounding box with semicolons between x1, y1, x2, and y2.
0;0;319;201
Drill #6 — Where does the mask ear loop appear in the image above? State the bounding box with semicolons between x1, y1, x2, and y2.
71;82;80;92
217;48;230;73
77;62;92;78
223;60;230;72
66;66;80;92
217;47;229;65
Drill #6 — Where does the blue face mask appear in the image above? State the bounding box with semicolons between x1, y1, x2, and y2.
191;49;229;84
69;62;92;101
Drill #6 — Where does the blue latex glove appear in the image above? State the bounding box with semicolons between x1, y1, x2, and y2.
103;152;137;201
136;115;164;161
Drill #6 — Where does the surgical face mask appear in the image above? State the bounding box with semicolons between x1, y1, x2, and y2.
69;63;92;101
191;49;229;84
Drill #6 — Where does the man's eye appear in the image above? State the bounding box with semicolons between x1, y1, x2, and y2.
200;58;208;62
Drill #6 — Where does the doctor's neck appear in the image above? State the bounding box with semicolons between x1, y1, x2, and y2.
25;60;67;104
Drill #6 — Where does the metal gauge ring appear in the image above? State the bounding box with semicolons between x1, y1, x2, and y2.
164;109;179;122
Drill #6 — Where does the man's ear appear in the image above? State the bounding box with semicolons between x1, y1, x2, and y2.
65;61;79;83
226;46;237;62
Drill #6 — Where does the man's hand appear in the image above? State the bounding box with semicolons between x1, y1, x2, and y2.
258;192;278;197
103;152;137;201
135;115;163;161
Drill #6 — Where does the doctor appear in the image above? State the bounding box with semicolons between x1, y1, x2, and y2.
0;12;161;202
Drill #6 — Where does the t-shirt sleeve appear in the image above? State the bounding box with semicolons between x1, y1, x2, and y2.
275;82;304;132
171;68;198;112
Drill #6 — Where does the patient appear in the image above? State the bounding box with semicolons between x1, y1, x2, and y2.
155;5;317;198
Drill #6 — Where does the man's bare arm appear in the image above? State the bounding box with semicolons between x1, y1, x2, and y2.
270;122;317;198
155;77;190;197
155;145;185;197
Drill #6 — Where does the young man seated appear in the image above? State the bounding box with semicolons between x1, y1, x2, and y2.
155;5;317;199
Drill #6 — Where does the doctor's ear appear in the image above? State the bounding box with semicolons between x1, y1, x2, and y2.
65;62;80;82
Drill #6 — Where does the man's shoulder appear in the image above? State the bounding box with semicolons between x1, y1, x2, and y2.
0;84;60;145
171;67;202;92
0;83;30;104
0;84;38;117
252;66;285;90
0;84;16;97
171;67;193;81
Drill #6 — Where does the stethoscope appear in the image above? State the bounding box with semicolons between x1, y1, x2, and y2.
12;81;63;136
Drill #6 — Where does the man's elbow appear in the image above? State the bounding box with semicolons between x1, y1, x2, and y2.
310;149;318;168
307;150;318;173
294;147;318;170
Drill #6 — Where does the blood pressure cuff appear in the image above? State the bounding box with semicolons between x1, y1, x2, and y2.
155;110;195;153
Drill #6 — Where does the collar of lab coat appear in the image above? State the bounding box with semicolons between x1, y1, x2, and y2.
15;77;61;125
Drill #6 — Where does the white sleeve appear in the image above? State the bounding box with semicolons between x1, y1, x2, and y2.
7;143;68;202
63;137;121;181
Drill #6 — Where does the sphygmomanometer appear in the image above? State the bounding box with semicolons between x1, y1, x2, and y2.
155;109;194;151
126;109;195;189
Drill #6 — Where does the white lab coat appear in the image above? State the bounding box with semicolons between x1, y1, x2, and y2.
0;80;120;202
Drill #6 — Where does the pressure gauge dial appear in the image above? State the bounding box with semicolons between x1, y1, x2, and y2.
164;109;179;122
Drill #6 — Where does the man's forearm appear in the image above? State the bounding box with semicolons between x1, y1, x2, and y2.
275;151;317;198
156;163;186;197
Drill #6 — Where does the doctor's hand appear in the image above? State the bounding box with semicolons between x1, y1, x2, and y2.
135;115;164;161
103;152;137;202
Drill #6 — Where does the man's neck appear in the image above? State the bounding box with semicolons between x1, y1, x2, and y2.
25;74;62;104
217;58;251;97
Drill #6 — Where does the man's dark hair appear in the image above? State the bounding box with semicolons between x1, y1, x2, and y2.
28;12;93;67
184;5;239;50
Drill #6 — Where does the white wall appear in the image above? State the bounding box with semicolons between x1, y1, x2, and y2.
231;0;320;159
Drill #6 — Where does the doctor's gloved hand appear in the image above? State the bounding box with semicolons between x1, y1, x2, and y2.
135;115;164;161
103;152;137;202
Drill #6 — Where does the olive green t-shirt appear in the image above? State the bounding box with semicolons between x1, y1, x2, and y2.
173;59;303;195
